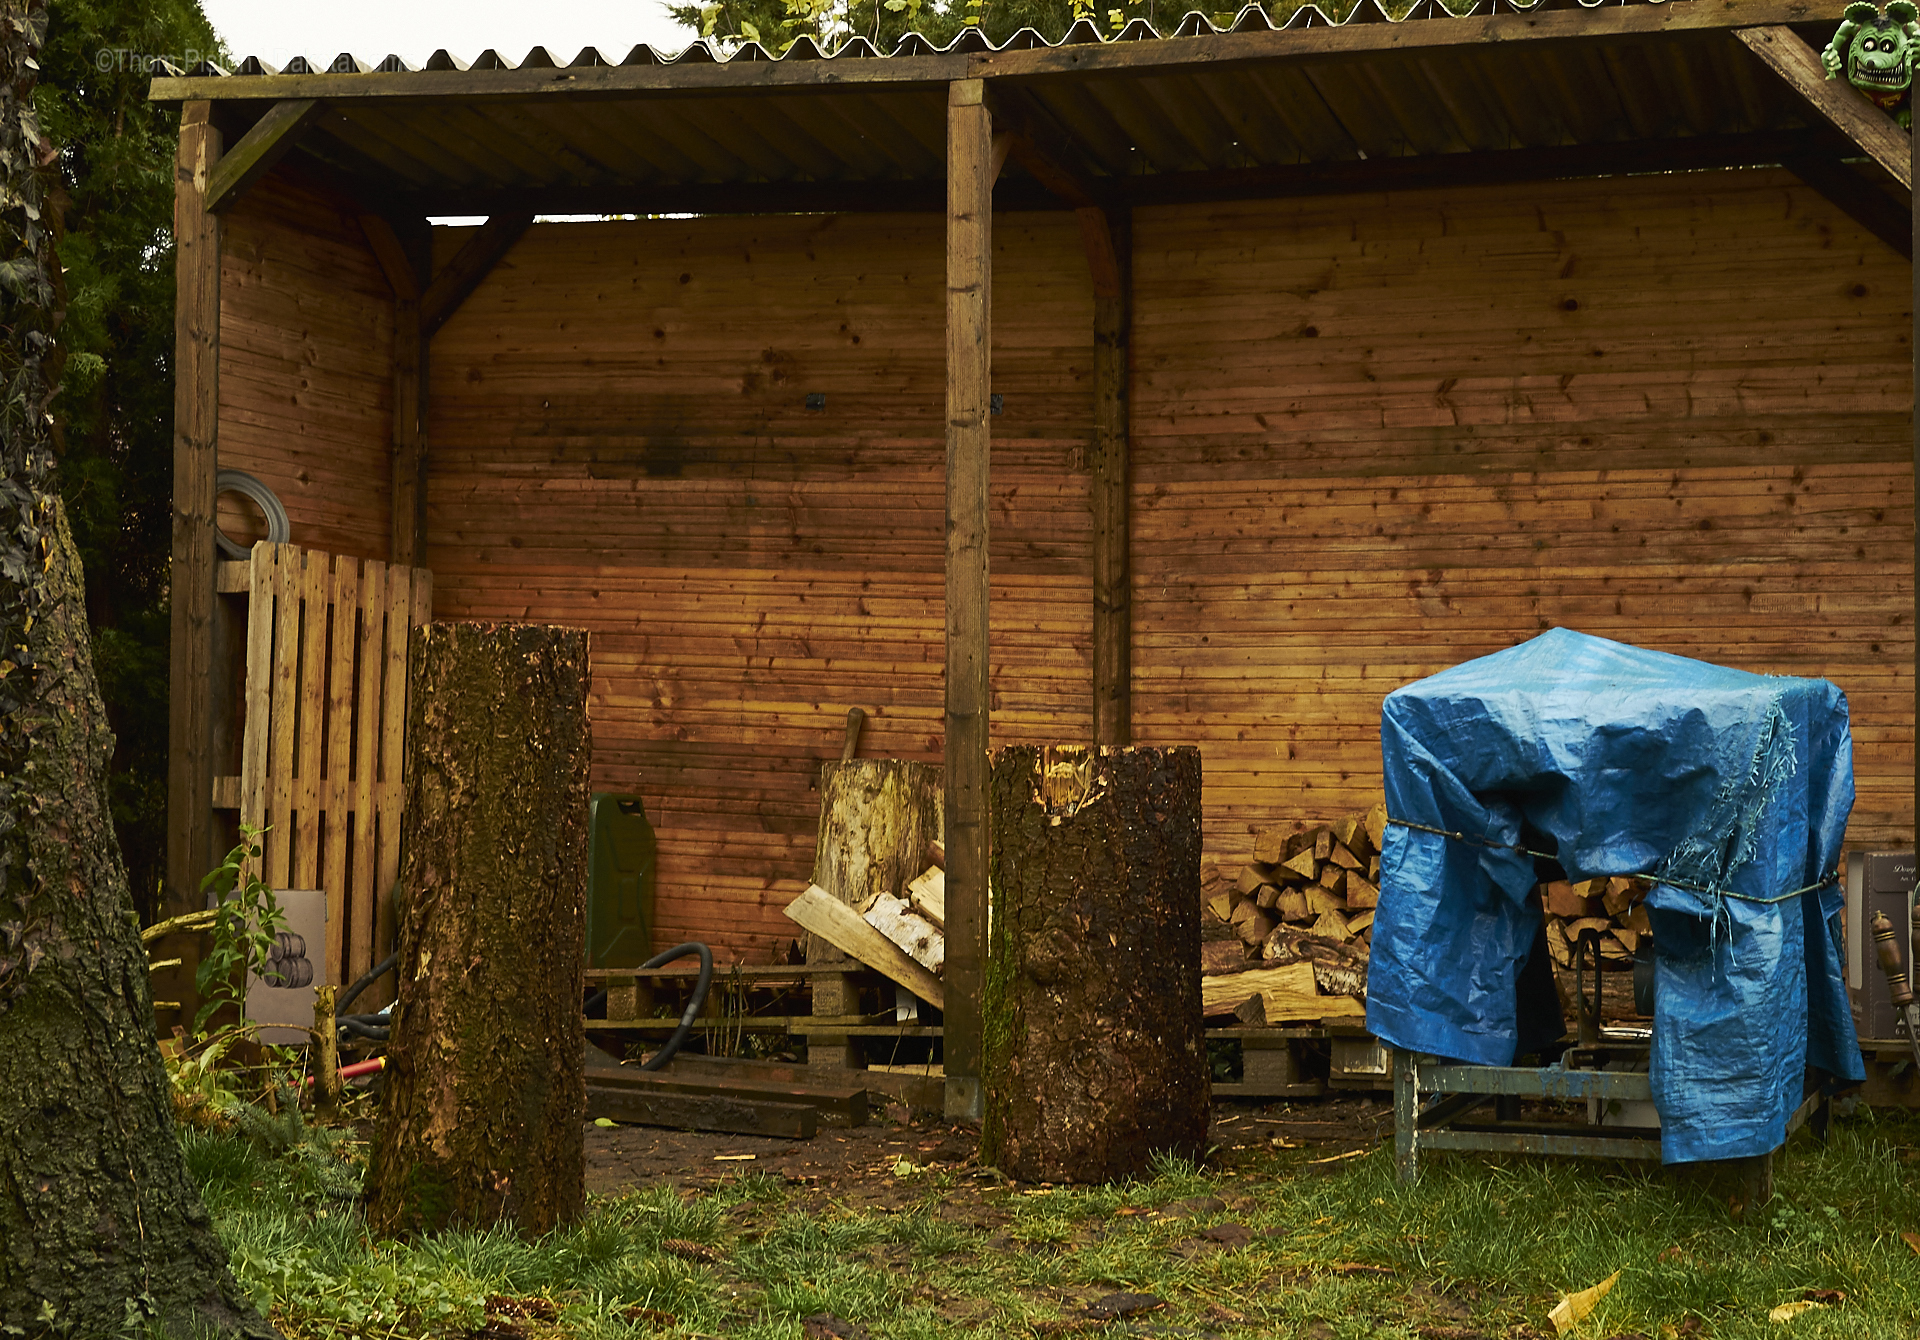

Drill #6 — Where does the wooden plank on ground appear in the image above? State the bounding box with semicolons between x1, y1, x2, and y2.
783;883;945;1009
584;1086;819;1139
585;1064;867;1125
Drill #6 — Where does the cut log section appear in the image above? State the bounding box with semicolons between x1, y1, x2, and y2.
905;865;946;928
863;893;944;973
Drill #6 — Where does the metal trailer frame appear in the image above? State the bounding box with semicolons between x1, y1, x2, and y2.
1392;1049;1834;1200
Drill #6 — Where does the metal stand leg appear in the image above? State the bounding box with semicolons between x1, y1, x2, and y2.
1393;1047;1419;1184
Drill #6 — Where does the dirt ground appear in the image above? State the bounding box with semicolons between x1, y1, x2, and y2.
582;1094;1395;1212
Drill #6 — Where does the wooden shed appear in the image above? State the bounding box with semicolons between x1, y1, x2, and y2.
154;0;1915;1116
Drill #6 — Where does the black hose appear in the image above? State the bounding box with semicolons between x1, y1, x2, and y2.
636;942;713;1071
338;951;399;1015
337;1018;390;1041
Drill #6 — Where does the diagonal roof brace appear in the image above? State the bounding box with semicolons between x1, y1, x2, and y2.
420;212;534;338
988;88;1126;298
1736;25;1913;194
205;99;328;212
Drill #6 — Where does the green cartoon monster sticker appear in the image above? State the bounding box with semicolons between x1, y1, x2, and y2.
1824;0;1919;128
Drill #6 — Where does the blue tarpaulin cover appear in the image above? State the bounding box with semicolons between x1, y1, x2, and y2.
1365;628;1864;1164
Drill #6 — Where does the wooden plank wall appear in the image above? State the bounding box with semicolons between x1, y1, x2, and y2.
217;168;393;560
1130;168;1914;863
427;214;1094;962
218;165;1912;965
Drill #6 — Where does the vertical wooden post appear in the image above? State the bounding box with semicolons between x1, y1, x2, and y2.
945;77;993;1122
1089;206;1132;747
166;101;222;916
391;222;430;567
1912;132;1917;857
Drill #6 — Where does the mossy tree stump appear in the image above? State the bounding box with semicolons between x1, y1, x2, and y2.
983;745;1207;1183
366;622;591;1238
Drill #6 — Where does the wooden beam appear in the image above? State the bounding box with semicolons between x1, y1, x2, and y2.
166;101;222;916
362;215;432;566
204;99;326;213
419;211;533;338
384;128;1848;221
584;1085;819;1138
945;76;992;1124
1090;205;1131;748
1737;26;1912;191
1913;130;1918;855
1780;155;1913;259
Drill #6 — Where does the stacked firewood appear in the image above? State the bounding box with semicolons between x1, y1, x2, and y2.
1200;803;1387;1009
1540;875;1652;969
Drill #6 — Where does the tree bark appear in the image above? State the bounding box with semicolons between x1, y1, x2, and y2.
0;502;278;1337
982;745;1208;1183
0;9;274;1332
366;622;590;1238
808;759;942;961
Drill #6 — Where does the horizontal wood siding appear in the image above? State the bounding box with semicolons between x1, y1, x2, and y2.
218;169;392;560
1131;168;1913;866
428;213;1093;962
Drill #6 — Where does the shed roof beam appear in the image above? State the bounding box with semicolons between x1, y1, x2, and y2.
205;99;327;212
1736;25;1913;192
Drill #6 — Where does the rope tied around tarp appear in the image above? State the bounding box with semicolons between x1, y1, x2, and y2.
1384;817;1838;906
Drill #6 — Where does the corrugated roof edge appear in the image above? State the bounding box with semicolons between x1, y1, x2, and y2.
160;0;1679;78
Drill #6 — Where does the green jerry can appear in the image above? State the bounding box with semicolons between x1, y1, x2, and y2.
586;793;657;968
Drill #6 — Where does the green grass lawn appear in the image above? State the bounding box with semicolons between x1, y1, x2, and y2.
190;1103;1920;1340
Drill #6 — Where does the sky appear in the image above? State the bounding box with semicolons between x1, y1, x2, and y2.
198;0;697;71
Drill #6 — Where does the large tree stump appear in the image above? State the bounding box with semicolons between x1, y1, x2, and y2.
366;622;591;1238
983;745;1207;1183
807;760;941;1066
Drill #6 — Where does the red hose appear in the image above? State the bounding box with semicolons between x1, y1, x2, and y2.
303;1055;385;1087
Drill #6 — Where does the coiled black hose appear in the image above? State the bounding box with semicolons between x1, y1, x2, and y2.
584;942;714;1071
335;951;398;1045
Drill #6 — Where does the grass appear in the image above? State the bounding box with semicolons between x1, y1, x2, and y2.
187;1104;1920;1339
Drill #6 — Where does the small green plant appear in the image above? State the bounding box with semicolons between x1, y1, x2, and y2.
193;824;289;1035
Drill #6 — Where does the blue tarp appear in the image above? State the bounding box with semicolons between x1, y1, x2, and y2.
1364;628;1864;1164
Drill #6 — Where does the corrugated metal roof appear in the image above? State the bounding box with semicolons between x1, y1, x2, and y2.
150;3;1892;223
170;0;1689;78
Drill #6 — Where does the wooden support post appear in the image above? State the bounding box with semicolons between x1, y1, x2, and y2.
1088;206;1131;747
945;78;994;1123
166;101;222;916
1912;130;1917;848
366;217;430;567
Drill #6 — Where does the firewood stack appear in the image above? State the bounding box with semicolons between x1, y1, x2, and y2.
1200;802;1388;1004
1539;875;1652;970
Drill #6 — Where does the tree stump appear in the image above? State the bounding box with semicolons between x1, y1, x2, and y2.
982;745;1207;1183
807;760;941;1066
366;622;591;1238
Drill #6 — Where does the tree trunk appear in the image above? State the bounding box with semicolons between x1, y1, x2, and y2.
0;501;278;1337
0;10;274;1332
365;622;591;1238
982;745;1208;1183
808;759;942;962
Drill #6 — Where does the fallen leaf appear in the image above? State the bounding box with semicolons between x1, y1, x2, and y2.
712;1153;756;1162
1331;1261;1395;1278
1548;1270;1621;1336
1768;1301;1821;1324
592;1117;616;1128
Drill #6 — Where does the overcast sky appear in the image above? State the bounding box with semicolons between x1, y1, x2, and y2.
198;0;696;70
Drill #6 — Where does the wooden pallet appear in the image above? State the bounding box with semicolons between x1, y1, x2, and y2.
214;543;432;996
